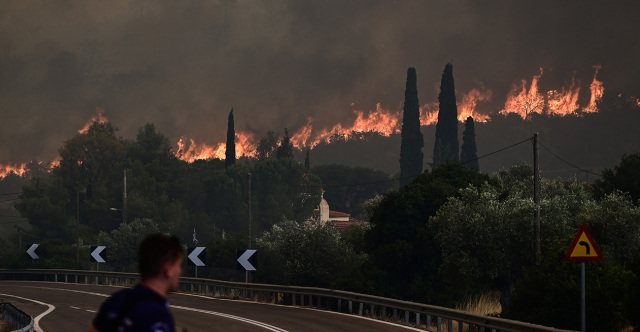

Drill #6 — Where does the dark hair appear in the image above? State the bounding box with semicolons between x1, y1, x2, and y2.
138;234;183;280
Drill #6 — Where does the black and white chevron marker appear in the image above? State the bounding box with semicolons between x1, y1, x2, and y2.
187;247;206;267
236;249;257;271
26;243;39;260
90;246;107;263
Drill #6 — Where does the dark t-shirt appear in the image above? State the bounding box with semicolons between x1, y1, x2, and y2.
93;284;174;332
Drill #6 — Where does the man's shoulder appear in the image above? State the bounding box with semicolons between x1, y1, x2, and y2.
94;285;172;332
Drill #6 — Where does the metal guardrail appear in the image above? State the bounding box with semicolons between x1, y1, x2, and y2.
0;302;34;332
0;269;576;332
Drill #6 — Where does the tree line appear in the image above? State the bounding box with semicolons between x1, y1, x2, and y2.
0;63;639;330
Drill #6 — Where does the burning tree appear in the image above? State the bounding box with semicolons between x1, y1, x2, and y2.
433;63;460;168
399;67;423;186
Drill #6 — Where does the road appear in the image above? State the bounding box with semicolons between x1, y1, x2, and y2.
0;281;423;332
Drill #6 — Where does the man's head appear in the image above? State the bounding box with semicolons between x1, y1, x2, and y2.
138;234;183;288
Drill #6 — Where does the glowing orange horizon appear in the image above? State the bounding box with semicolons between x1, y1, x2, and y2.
0;65;615;176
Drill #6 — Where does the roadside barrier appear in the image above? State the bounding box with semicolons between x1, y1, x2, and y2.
0;269;575;332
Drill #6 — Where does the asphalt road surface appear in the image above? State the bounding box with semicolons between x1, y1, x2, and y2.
0;281;424;332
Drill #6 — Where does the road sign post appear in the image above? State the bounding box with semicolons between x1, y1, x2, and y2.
564;224;603;332
237;249;257;291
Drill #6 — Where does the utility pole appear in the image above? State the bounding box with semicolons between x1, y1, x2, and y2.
534;132;541;265
76;182;81;265
248;173;252;249
122;170;127;224
247;172;252;284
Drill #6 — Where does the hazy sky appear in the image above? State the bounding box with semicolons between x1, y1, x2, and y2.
1;0;639;164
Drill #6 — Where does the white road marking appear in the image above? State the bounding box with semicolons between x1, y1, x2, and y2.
3;285;289;331
70;306;81;310
0;293;55;332
2;282;425;331
172;305;289;332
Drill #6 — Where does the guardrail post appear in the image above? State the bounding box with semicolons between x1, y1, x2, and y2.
393;308;397;323
348;300;352;313
426;315;431;329
459;321;463;332
370;304;375;318
416;313;420;327
337;298;341;312
382;307;386;319
359;302;363;316
448;318;453;332
437;316;442;332
405;310;409;324
480;326;485;332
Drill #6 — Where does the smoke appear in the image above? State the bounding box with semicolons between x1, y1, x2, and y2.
0;0;639;165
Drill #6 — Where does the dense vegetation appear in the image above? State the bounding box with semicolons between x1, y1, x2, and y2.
1;121;639;331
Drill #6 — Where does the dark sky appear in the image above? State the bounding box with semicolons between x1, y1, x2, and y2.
1;0;639;165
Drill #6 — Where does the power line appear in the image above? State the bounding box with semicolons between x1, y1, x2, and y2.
0;186;66;202
306;136;536;189
460;136;533;166
0;220;28;225
539;142;602;177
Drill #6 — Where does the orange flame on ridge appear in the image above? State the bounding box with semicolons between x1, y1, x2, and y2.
0;163;27;178
176;131;257;162
175;88;493;162
500;66;604;119
458;88;493;122
546;76;580;116
79;108;109;134
584;65;604;113
500;68;545;119
0;160;60;179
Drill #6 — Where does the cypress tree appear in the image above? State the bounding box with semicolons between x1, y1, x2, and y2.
433;63;459;168
277;128;294;159
225;108;235;167
460;116;479;170
304;148;311;170
399;67;424;186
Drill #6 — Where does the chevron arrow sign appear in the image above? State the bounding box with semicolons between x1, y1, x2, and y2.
188;247;206;267
90;246;107;263
26;243;39;260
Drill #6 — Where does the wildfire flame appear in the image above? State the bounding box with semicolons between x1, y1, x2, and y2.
175;88;494;162
0;163;27;178
458;87;493;122
500;68;545;119
176;131;258;162
0;160;60;179
584;65;604;113
0;65;616;173
79;108;109;134
500;66;604;119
